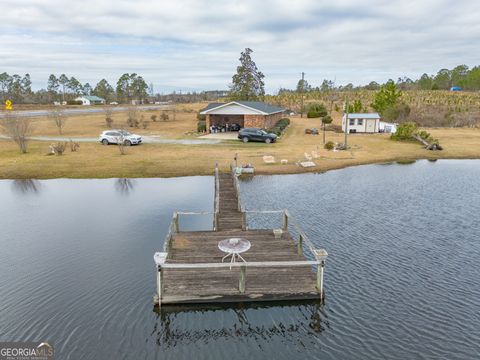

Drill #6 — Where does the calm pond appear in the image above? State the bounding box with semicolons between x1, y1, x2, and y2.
0;160;479;359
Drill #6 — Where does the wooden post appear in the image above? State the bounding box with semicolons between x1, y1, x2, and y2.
297;234;303;256
242;212;247;230
313;249;328;301
316;262;324;299
344;96;349;148
153;252;168;306
283;210;288;231
157;268;163;304
300;72;305;118
239;265;246;293
173;213;179;233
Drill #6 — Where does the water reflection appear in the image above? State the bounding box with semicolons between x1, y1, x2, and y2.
152;301;329;348
11;179;41;194
115;178;136;195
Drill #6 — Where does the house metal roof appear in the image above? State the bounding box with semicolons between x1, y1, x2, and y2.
78;95;105;101
200;101;285;115
346;113;380;119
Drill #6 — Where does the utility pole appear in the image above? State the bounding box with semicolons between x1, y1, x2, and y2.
344;96;349;148
300;72;305;118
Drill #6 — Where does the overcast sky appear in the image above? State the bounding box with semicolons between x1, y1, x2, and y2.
1;0;479;93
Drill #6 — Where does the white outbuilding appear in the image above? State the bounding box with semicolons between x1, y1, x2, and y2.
342;113;381;133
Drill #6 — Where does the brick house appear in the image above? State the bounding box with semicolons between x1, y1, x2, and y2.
200;101;285;133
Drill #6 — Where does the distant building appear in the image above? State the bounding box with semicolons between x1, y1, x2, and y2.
200;101;285;133
342;113;381;133
75;95;106;105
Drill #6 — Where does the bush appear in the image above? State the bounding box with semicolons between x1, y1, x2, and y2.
160;112;169;121
324;141;335;150
307;103;328;118
390;122;418;141
268;118;290;136
69;140;80;152
326;124;343;133
50;142;66;155
66;100;83;105
197;120;206;133
417;130;433;142
197;113;206;121
150;114;157;122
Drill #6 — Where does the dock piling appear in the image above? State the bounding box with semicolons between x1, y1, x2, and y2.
239;265;246;293
173;213;179;233
314;249;328;300
298;234;303;256
154;252;168;306
283;210;288;231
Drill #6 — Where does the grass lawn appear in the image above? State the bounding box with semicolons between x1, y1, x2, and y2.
1;104;480;178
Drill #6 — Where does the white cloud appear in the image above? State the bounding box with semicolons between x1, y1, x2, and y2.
1;0;479;92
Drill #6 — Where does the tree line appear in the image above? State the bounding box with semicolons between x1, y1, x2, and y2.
291;64;480;94
0;72;150;104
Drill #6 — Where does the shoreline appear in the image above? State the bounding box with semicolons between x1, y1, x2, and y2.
2;154;479;180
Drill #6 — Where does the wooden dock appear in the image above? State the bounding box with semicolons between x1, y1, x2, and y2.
154;165;328;305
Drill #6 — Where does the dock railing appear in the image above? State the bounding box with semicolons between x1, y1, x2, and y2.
214;164;220;230
158;208;327;302
162;211;215;256
230;163;244;212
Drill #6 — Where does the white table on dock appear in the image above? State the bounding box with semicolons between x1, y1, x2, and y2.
218;238;251;266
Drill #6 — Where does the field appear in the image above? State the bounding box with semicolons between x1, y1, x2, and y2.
267;90;480;127
1;103;480;179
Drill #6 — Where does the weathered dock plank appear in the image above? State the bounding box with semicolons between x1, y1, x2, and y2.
217;173;244;230
163;230;318;304
153;166;328;305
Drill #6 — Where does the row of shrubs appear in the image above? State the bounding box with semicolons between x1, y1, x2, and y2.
268;118;290;136
66;100;83;105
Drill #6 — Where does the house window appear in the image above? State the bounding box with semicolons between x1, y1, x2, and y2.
349;119;355;126
357;119;363;126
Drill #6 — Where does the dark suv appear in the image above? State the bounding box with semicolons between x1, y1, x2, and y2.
238;128;277;143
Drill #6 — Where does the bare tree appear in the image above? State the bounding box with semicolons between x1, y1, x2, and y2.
126;107;139;128
48;108;67;134
116;134;127;155
0;113;33;153
105;108;114;128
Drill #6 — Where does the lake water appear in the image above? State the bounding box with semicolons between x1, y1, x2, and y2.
0;160;479;359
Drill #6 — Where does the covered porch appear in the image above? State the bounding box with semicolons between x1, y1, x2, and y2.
207;114;244;133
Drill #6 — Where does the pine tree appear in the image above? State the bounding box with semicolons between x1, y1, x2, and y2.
229;48;265;101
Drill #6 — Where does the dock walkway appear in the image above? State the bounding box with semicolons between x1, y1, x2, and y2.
217;173;243;231
154;165;328;305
